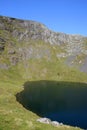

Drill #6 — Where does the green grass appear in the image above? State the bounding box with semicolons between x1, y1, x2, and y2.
0;58;87;130
0;16;87;129
0;80;82;130
0;40;87;130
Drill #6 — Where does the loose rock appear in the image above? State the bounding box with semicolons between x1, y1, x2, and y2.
37;118;63;127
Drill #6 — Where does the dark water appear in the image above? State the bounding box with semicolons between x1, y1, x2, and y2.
16;80;87;129
45;111;87;129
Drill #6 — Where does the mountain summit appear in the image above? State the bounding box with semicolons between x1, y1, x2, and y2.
0;15;87;45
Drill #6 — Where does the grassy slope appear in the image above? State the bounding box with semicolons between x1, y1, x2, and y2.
0;40;87;130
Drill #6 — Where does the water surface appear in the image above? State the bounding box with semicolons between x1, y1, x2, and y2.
16;80;87;129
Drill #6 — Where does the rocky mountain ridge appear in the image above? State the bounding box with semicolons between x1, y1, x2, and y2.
0;15;87;72
0;15;87;45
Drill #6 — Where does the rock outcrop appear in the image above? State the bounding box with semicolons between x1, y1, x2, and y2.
0;15;87;72
0;15;86;45
37;117;63;127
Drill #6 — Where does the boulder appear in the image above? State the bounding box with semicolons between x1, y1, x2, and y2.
51;121;60;126
37;118;51;124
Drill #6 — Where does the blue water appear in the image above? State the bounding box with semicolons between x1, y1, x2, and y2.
45;110;87;129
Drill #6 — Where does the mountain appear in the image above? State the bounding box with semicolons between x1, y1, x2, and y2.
0;15;87;72
0;15;87;130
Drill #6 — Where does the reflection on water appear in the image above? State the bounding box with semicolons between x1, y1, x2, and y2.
16;80;87;129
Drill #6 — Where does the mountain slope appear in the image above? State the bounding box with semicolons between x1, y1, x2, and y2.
0;15;87;130
0;15;87;72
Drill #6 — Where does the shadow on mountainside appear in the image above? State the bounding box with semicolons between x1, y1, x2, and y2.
16;80;87;129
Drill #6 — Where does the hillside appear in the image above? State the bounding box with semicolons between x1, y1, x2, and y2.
0;15;87;130
0;16;87;72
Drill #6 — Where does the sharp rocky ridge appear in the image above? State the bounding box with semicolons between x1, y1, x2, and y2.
0;15;87;72
0;15;87;45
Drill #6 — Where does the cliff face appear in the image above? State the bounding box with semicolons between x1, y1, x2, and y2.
0;15;87;72
0;15;86;44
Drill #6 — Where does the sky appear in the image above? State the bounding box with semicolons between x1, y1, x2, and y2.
0;0;87;36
